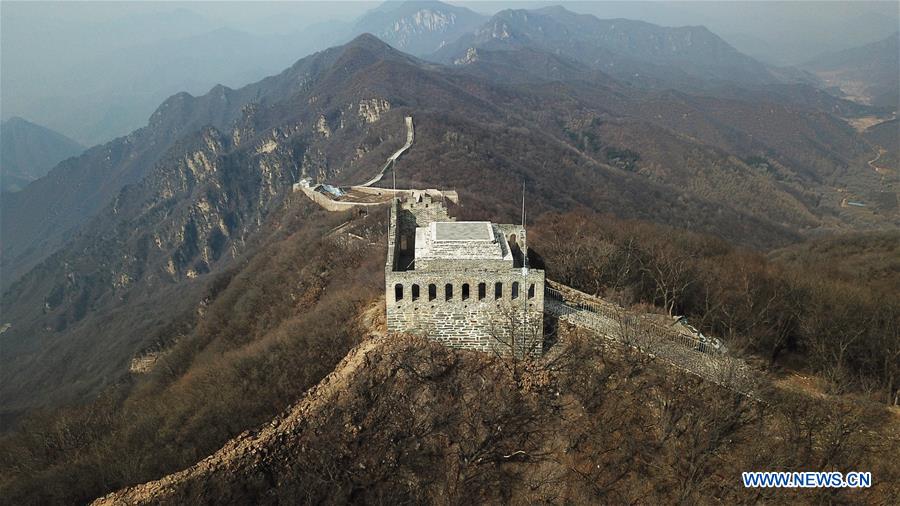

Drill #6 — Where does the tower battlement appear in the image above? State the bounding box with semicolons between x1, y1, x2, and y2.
385;194;544;356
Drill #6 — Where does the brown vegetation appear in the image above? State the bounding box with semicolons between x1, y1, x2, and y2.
0;30;896;506
531;212;900;405
0;199;386;505
1;204;897;504
93;331;900;504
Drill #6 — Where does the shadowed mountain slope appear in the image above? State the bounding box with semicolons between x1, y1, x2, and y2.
0;35;400;289
802;32;900;108
0;35;416;416
0;117;83;192
433;6;780;87
432;5;882;119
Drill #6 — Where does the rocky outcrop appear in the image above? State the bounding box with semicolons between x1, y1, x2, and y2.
351;1;485;55
358;98;391;123
454;47;479;65
315;115;331;138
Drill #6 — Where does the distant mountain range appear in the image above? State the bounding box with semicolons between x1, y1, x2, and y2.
433;6;781;88
801;32;900;108
5;1;895;148
351;0;486;55
0;5;898;502
4;3;892;293
2;31;894;419
2;13;348;147
0;117;83;192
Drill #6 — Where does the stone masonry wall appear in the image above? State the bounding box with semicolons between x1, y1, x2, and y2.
385;197;545;356
386;269;545;355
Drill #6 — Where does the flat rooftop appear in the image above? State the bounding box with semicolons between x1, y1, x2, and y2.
415;221;509;264
434;221;493;241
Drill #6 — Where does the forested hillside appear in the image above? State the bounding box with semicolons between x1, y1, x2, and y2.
6;33;893;424
0;7;897;504
3;201;898;505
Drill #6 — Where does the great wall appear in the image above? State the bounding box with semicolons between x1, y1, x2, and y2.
297;113;760;396
292;115;453;212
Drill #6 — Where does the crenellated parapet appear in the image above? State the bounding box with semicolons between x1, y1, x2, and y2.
385;193;544;356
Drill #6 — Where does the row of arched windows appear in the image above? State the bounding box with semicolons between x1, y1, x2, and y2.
394;281;535;302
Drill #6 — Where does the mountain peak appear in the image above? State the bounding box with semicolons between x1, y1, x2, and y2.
339;33;413;63
346;32;394;50
1;116;84;192
2;116;31;127
397;0;456;10
535;5;576;16
352;1;486;56
436;6;775;86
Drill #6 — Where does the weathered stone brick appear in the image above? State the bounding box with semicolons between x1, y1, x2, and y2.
385;196;544;356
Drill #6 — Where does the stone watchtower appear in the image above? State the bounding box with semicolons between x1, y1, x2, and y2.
385;192;545;356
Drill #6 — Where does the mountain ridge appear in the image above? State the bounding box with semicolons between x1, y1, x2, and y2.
0;117;84;192
432;6;781;88
801;32;900;108
0;35;389;290
1;31;893;422
0;34;444;415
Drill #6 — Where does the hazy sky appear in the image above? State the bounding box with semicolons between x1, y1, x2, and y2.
2;1;897;144
5;1;897;61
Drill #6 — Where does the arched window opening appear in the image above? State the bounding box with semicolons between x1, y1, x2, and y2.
462;283;470;300
528;283;535;299
412;284;420;301
445;283;453;301
478;282;486;300
512;282;519;299
495;282;503;299
394;283;403;301
428;284;437;301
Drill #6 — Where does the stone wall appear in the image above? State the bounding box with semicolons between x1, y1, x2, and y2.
297;184;458;213
385;196;546;356
389;195;453;271
385;269;545;355
297;185;381;211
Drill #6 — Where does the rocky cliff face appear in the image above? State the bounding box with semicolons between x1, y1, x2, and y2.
352;0;485;55
359;98;392;123
0;35;372;290
0;35;419;416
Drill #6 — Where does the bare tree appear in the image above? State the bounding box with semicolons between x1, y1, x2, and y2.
487;300;545;385
639;237;695;317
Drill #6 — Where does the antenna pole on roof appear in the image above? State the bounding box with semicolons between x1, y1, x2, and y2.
521;180;526;228
521;180;528;271
520;179;529;357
